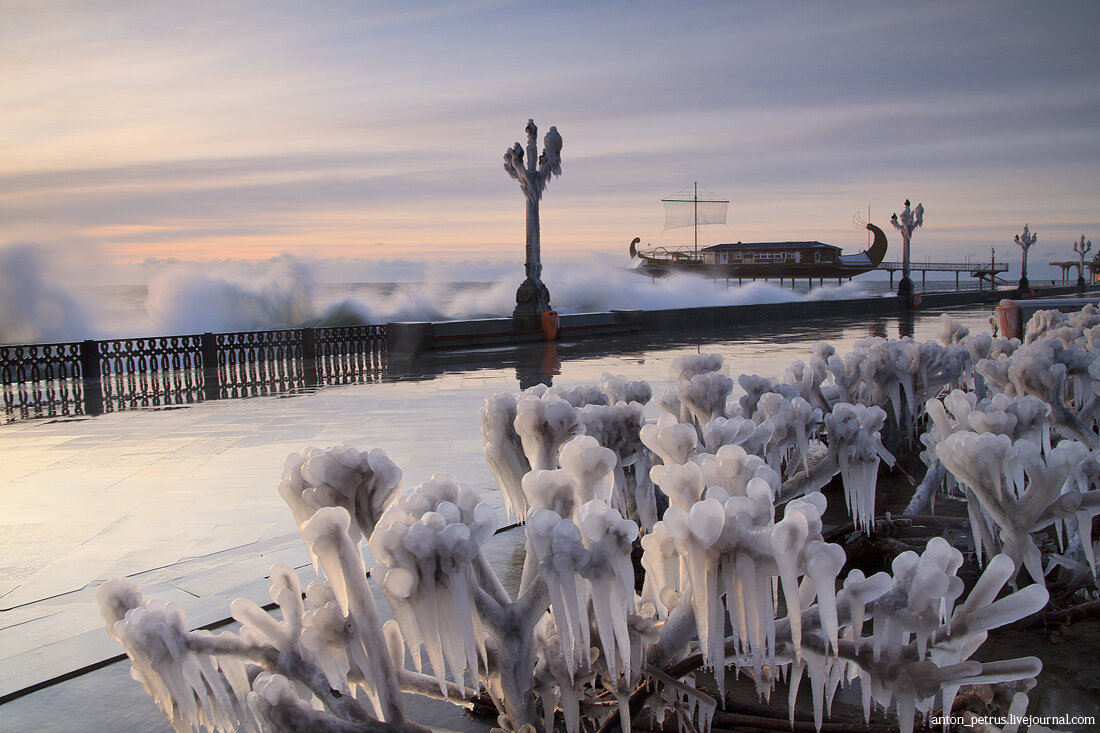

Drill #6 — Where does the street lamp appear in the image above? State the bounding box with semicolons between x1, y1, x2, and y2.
1014;224;1036;295
1073;235;1092;290
890;199;923;302
504;119;562;321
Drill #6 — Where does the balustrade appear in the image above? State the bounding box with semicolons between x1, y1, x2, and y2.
1;325;387;423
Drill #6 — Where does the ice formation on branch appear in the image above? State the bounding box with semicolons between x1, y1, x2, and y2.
479;392;531;519
97;553;425;732
975;336;1100;447
515;392;582;470
600;371;653;406
367;475;497;687
825;402;895;531
936;433;1100;583
809;545;1048;733
279;445;403;543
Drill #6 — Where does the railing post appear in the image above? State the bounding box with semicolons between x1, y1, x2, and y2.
301;327;319;387
201;332;220;401
80;339;104;416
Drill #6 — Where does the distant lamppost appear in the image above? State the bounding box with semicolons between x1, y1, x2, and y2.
890;199;923;301
1073;235;1092;290
1014;224;1037;294
504;119;562;321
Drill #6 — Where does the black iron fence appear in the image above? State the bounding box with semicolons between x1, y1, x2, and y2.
1;325;387;423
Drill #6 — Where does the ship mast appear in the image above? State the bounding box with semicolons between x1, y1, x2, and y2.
662;182;728;258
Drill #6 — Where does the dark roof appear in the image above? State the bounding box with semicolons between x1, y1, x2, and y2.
702;241;841;252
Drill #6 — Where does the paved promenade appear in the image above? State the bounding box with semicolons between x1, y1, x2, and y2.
0;370;514;701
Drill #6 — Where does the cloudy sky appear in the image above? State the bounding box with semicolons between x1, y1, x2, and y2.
3;0;1099;279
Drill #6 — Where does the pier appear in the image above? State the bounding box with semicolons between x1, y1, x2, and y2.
876;259;1010;290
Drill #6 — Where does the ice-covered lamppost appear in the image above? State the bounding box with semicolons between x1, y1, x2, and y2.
1073;234;1092;290
504;119;562;322
890;199;923;303
1014;223;1037;295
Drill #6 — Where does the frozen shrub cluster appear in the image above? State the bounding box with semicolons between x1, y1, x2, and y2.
101;310;1100;733
921;310;1100;587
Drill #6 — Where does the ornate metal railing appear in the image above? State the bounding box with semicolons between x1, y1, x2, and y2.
99;335;205;413
1;325;387;423
0;342;86;421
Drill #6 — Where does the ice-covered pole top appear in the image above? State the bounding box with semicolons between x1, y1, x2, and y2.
504;119;563;319
890;199;924;299
1073;234;1092;260
1015;224;1037;251
503;119;563;202
1014;223;1037;284
1073;234;1091;288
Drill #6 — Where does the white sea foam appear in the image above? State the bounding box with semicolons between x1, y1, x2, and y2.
146;256;318;335
0;244;91;344
1;253;881;344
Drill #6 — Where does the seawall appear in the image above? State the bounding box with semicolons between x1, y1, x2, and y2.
386;284;1092;356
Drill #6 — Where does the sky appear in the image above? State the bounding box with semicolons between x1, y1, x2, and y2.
3;0;1099;282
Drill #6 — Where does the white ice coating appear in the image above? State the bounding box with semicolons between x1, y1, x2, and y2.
829;545;1047;733
702;414;775;455
526;508;593;681
976;339;1100;447
600;371;653;407
939;312;970;346
545;383;609;407
753;391;819;476
367;475;496;686
577;500;638;684
479;392;532;519
98;580;251;732
641;411;699;469
922;389;1052;472
678;370;734;429
515;391;583;470
645;452;848;700
576;400;656;529
825;335;969;436
698;443;780;500
97;546;413;731
936;432;1100;583
279;444;403;544
104;304;1100;733
825;402;895;532
670;353;730;426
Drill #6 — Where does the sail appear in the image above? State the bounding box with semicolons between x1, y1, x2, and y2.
662;183;728;230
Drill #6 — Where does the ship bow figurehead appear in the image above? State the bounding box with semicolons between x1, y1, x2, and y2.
865;223;888;267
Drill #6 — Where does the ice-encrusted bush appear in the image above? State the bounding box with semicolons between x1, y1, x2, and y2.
101;311;1100;733
918;310;1100;587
